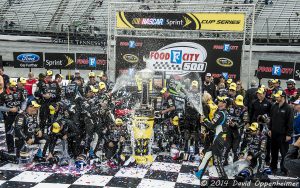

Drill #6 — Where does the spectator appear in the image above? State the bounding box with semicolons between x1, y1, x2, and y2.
24;72;37;102
226;79;233;89
293;100;300;142
0;74;3;93
244;80;258;109
285;79;297;103
236;80;246;97
202;73;216;100
266;79;274;100
217;75;226;91
55;74;63;87
284;137;300;178
0;75;3;122
268;90;294;175
271;79;282;94
0;67;10;90
74;70;84;84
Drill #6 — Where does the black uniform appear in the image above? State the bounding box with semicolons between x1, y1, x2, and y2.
225;104;247;163
161;95;176;119
14;112;40;157
35;80;61;133
249;98;272;163
268;101;294;173
241;131;267;172
249;98;272;123
197;109;229;179
0;88;25;152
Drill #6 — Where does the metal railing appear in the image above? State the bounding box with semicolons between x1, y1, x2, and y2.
254;17;300;41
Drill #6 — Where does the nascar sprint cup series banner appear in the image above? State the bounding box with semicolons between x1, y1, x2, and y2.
44;53;75;70
116;12;245;31
116;37;242;79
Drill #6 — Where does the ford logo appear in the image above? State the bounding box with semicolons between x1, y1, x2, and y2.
17;53;40;63
216;58;233;67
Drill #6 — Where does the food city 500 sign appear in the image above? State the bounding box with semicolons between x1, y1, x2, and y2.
116;37;242;79
116;12;245;31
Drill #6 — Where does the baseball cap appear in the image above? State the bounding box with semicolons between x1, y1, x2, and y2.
230;82;237;88
9;78;17;86
46;70;53;76
160;87;167;94
97;71;104;78
28;100;41;108
88;72;96;77
192;80;198;87
17;77;26;84
293;100;300;105
206;73;212;77
49;104;56;115
90;86;99;93
75;70;80;74
235;95;244;106
99;82;106;90
217;96;228;103
273;90;286;98
249;122;259;131
256;87;265;94
227;79;233;84
172;116;179;126
52;122;61;134
272;79;279;84
115;118;123;126
229;85;236;91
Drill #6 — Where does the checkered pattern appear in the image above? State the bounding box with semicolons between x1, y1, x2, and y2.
0;155;201;188
152;62;182;71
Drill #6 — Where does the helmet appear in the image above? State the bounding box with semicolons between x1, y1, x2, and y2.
286;79;296;85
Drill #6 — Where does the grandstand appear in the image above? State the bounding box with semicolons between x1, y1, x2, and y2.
0;0;299;44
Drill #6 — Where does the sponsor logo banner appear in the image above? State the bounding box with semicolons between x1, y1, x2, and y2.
13;52;44;68
44;53;75;69
257;60;294;80
116;12;245;31
116;37;242;79
293;63;300;81
76;53;107;70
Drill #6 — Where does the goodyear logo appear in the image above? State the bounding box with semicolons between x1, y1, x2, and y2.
216;58;233;67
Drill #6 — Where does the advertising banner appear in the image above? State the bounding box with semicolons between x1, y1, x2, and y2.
256;60;295;80
116;12;245;31
44;53;75;69
116;37;242;79
294;63;300;81
75;53;107;70
13;52;44;68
